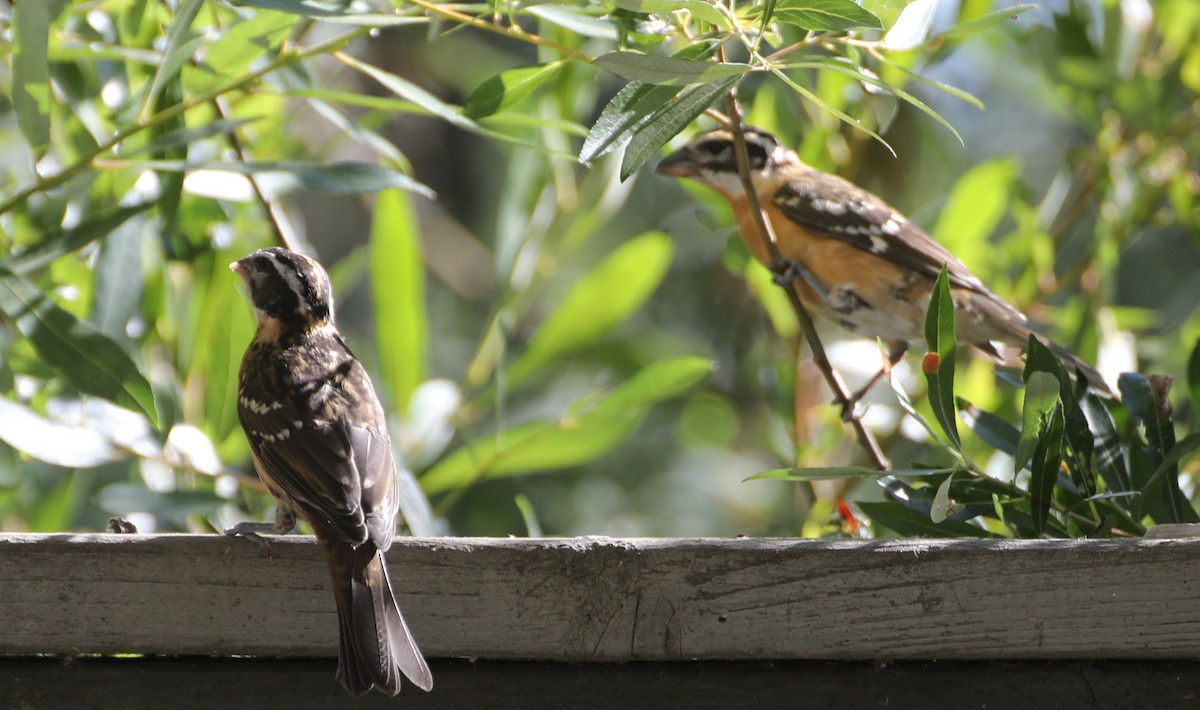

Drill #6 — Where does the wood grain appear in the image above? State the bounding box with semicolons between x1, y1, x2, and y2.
2;534;1199;661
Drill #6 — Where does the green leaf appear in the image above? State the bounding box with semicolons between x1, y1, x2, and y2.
2;204;151;276
141;0;202;119
0;272;158;427
1024;335;1095;494
232;0;429;24
370;189;427;413
463;62;566;119
122;119;258;157
746;0;882;31
932;158;1018;268
771;68;894;156
593;52;750;86
1029;401;1065;536
959;402;1019;456
507;231;675;386
937;3;1037;42
12;0;51;157
745;466;949;481
1015;370;1060;474
1082;394;1131;496
1119;373;1198;523
923;265;960;449
1188;339;1200;420
423;357;709;494
859;501;999;538
340;53;478;131
609;0;731;28
185;8;299;95
619;76;740;180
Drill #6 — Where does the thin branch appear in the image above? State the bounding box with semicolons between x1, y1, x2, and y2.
212;98;301;252
721;82;891;471
405;0;593;63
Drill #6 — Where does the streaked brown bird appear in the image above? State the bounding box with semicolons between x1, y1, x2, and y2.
230;247;433;696
657;127;1109;397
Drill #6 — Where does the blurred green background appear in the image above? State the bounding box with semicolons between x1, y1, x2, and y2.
0;0;1197;539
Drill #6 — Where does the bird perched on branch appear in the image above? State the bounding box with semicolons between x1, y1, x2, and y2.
657;126;1109;398
230;247;433;696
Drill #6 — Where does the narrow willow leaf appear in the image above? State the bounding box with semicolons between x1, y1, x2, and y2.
514;494;543;538
1029;402;1065;535
581;43;717;162
1189;339;1200;421
747;0;882;32
923;265;960;449
610;0;731;29
1119;373;1198;523
937;3;1037;42
0;398;125;468
0;272;158;426
594;52;750;86
185;9;298;95
3;204;150;276
870;54;985;110
590;356;713;414
1015;370;1059;474
859;501;999;538
463;61;565;120
1082;394;1130;495
122;118;257;157
527;5;618;39
12;0;51;157
771;68;894;155
745;466;949;481
620;76;740;180
128;159;434;197
339;53;478;131
142;0;203;118
959;402;1019;456
507;231;675;385
233;0;429;24
1024;335;1095;494
370;189;427;413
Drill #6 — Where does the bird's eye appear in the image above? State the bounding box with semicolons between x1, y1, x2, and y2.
253;256;270;272
700;141;728;156
744;140;768;166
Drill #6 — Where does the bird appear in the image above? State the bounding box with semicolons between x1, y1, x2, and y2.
229;246;433;696
656;126;1110;399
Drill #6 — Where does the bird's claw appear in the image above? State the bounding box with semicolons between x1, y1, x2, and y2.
224;521;276;561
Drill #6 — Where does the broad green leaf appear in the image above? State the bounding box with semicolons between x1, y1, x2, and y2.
859;501;999;538
92;220;144;341
0;398;124;468
184;9;298;95
593;52;750;86
463;62;565;119
747;0;882;31
1015;370;1059;474
507;231;675;386
938;3;1037;42
12;0;51;157
923;265;960;449
745;466;950;481
0;272;158;426
610;0;731;28
1029;401;1064;535
422;357;709;494
932;158;1018;269
370;189;427;413
620;76;740;180
128;160;434;197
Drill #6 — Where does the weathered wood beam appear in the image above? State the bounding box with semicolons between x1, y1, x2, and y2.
2;534;1198;660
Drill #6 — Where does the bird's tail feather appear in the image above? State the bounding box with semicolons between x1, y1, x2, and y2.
326;540;433;696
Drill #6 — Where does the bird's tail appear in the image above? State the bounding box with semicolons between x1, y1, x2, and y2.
324;538;433;696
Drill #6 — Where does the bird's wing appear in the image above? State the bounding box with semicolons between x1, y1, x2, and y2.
772;172;990;295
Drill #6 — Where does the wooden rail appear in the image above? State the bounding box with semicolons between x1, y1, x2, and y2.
3;534;1200;661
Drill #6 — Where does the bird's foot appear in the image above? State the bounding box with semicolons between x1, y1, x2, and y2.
224;521;277;560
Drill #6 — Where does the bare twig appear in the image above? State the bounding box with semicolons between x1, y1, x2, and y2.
720;85;891;470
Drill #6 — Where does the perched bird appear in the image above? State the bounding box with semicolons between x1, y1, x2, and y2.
230;247;433;696
656;127;1109;397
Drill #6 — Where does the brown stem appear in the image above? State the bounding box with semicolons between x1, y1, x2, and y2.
720;83;891;471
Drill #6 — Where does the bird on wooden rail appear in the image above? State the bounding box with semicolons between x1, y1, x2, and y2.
229;247;433;697
656;126;1110;405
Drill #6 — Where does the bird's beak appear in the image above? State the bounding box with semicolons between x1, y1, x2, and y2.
655;148;699;178
230;258;250;283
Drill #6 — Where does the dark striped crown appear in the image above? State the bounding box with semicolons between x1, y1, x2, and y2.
232;247;334;328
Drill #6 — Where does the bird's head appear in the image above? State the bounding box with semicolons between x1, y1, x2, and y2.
231;247;334;334
656;126;796;197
